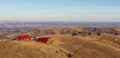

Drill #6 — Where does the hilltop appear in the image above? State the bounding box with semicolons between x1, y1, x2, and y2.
0;26;120;58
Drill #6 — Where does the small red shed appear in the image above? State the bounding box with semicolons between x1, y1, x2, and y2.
36;37;49;43
15;34;29;40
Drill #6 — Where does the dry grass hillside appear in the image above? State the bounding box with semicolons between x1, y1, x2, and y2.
0;26;120;58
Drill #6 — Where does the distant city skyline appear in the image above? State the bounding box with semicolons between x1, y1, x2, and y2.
0;0;120;22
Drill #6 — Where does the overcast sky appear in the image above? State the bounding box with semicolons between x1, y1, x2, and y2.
0;0;120;22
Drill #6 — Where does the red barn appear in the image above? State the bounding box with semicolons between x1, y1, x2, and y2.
36;37;49;43
15;34;29;40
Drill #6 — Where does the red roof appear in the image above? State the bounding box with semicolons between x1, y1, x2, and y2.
36;38;48;43
16;34;29;40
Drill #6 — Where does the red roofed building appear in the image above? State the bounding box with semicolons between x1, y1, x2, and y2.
15;34;29;40
36;37;49;43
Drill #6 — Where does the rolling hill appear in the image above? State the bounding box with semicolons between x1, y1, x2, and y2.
0;26;120;58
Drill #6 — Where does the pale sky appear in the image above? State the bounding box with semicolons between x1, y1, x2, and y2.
0;0;120;22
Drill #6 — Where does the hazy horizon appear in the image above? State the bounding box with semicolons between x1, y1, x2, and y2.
0;0;120;22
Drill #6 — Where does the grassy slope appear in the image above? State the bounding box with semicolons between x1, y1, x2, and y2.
0;34;120;58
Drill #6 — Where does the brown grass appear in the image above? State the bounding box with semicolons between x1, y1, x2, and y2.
0;26;120;58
